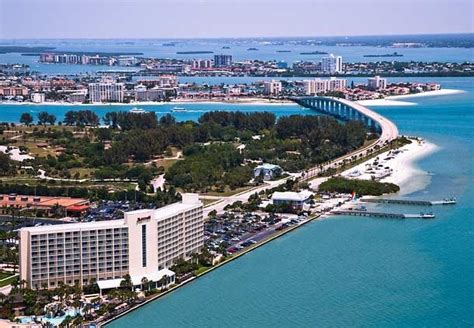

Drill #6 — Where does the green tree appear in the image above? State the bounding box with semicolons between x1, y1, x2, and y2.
19;112;33;126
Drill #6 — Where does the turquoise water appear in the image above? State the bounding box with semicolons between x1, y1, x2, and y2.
0;103;308;123
1;38;473;75
0;77;467;124
105;77;473;327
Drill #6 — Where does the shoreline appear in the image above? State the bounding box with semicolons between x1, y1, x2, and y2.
98;214;320;327
341;137;439;196
0;98;294;107
386;88;465;100
0;89;464;107
357;89;464;106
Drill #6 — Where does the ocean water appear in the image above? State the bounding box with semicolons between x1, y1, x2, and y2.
0;103;309;124
0;77;467;124
1;38;473;75
106;78;473;327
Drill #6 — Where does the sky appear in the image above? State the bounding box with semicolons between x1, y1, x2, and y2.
0;0;473;39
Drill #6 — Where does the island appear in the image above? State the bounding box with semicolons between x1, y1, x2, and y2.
363;52;404;57
176;51;214;54
300;51;329;55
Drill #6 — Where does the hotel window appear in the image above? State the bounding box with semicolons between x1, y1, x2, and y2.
142;224;147;267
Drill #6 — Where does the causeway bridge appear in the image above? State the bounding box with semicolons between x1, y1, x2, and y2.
291;96;399;145
290;96;399;180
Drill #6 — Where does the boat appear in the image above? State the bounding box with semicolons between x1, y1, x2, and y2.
247;47;259;51
347;169;362;177
222;46;231;49
431;197;457;205
171;106;187;112
129;107;148;114
420;212;435;219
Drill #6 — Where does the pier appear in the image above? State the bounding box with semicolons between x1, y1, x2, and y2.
331;210;435;219
361;198;456;206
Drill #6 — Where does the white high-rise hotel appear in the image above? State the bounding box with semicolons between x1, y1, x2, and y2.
321;54;343;74
88;82;124;103
19;194;203;290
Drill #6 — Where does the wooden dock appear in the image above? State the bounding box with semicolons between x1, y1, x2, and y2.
360;198;456;206
331;210;435;219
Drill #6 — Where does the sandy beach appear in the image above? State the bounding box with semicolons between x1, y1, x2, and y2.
386;88;465;100
356;89;464;107
341;138;439;196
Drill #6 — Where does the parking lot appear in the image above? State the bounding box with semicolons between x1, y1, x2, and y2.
204;211;308;254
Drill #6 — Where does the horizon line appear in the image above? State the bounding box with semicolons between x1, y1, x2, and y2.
1;32;473;41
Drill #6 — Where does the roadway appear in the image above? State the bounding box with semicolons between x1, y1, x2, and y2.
203;98;399;217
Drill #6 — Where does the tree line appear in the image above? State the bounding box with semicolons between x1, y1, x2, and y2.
319;177;400;196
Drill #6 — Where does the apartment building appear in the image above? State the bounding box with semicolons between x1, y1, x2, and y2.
88;82;124;103
367;76;388;90
214;54;233;67
19;194;203;290
303;77;347;95
263;80;282;95
321;54;343;74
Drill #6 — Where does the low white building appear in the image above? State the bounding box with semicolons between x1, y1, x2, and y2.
254;163;282;180
272;190;313;210
31;92;45;103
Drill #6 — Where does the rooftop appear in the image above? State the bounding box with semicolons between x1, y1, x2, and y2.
272;190;313;202
255;163;281;170
96;268;175;290
20;219;126;234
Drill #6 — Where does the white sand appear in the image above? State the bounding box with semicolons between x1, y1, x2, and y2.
341;138;439;196
357;99;416;106
386;89;464;100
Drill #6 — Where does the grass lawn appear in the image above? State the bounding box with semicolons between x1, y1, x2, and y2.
69;167;96;179
201;186;253;197
200;198;221;206
0;275;18;287
0;271;15;280
194;266;211;276
154;158;178;171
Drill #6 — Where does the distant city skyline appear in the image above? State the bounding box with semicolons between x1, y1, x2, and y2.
0;0;473;39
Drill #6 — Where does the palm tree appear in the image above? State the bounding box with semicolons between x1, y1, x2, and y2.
160;275;168;291
120;274;133;291
141;277;149;291
19;279;28;290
